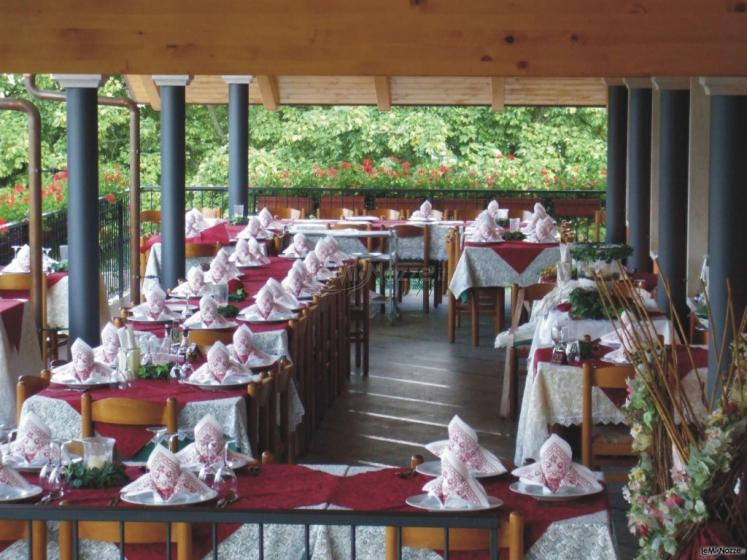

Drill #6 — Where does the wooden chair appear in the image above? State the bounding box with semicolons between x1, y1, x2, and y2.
0;272;51;362
391;224;433;313
460;208;485;221
378;208;401;220
332;221;374;252
499;282;556;419
140;209;161;227
384;512;524;560
65;395;188;560
317;207;353;219
16;369;51;423
272;207;304;220
593;209;607;242
185;242;221;259
349;259;371;375
246;373;275;456
269;358;296;463
581;362;636;481
0;521;46;560
187;328;236;354
200;207;222;219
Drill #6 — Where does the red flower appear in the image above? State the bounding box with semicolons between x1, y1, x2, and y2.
417;168;426;176
438;165;449;175
401;161;411;169
13;183;24;194
486;177;495;187
327;167;338;177
507;153;516;161
0;218;6;230
543;177;551;185
362;159;373;168
341;162;351;170
22;196;29;203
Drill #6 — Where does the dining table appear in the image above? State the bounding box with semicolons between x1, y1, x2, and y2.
0;463;618;560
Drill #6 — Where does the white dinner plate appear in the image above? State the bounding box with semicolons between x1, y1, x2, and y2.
130;314;179;324
236;263;267;269
0;485;43;502
183;321;238;331
509;481;603;501
121;488;217;506
238;311;297;323
165;302;197;313
181;378;252;391
405;493;503;512
183;455;251;472
415;460;505;479
2;451;82;473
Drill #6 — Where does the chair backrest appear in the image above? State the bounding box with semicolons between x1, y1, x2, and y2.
594;209;606;242
378;208;401;220
272;207;303;220
317;207;348;219
385;512;524;560
140;209;161;224
460;208;484;221
0;273;49;331
392;224;430;265
16;370;51;423
508;282;555;332
81;394;178;438
200;207;222;219
187;328;236;353
581;361;635;466
184;242;221;258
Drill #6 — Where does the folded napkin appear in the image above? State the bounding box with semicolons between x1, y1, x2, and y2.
527;216;557;243
52;339;113;384
240;286;294;321
281;268;317;300
468;214;504;243
121;445;211;504
2;244;56;273
230;238;270;266
410;200;439;221
94;322;123;365
176;414;252;466
304;252;333;281
189;341;258;385
185;209;209;238
282;233;311;258
169;266;209;298
291;260;323;291
237;216;270;240
228;324;274;367
0;464;34;495
486;200;500;219
8;412;51;465
207;250;240;284
521;202;548;235
132;284;180;321
425;415;507;475
258;207;279;229
511;434;601;493
183;294;233;329
314;236;349;266
263;278;301;309
422;450;491;508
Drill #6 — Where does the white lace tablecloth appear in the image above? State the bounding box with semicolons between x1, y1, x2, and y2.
46;274;110;330
449;245;560;298
395;223;453;262
0;300;43;427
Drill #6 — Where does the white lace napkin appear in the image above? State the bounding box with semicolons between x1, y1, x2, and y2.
410;200;438;221
258;207;280;230
0;464;34;495
183;294;232;329
240;286;294;321
521;202;548;235
527;216;557;243
281;268;317;299
227;324;274;367
185;209;209;238
468;214;504;243
282;233;311;258
121;446;210;504
291;260;323;290
8;412;51;465
511;434;602;493
425;415;507;475
263;278;300;310
486;200;500;219
189;341;258;385
230;238;269;266
94;322;123;365
53;339;113;383
176;414;252;466
3;244;56;273
132;284;180;321
422;450;491;508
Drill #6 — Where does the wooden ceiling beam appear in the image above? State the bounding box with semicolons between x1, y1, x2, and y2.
491;78;505;112
373;76;391;111
127;75;162;111
1;1;746;76
256;75;280;111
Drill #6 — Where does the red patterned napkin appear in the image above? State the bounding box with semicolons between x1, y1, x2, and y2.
425;415;507;475
176;414;251;467
422;450;491;508
9;412;51;465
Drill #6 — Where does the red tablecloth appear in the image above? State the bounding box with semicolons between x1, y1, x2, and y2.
38;380;246;458
0;298;25;350
464;241;558;274
16;465;610;559
533;345;708;407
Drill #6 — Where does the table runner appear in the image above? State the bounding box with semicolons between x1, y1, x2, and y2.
463;241;557;275
0;299;25;350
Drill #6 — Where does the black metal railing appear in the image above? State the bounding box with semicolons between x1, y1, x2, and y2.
0;504;502;560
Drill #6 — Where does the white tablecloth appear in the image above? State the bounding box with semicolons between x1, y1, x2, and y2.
47;274;111;330
449;245;560;299
0;300;43;427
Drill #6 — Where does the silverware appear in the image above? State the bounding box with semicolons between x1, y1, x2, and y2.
217;493;238;508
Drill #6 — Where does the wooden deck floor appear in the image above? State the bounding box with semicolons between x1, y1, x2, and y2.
302;294;636;559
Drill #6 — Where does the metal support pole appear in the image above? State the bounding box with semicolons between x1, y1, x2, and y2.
656;88;690;318
65;86;101;345
626;85;653;272
228;82;249;217
159;84;187;289
605;85;628;243
707;94;747;393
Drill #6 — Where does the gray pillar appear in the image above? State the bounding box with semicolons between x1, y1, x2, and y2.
606;85;627;243
154;76;191;290
707;93;747;392
656;85;690;318
225;77;251;217
55;75;104;346
625;83;653;272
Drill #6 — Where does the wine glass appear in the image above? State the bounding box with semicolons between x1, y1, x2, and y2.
10;245;21;259
212;441;238;501
198;441;218;487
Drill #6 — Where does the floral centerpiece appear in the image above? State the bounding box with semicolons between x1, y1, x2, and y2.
571;243;633;281
596;275;746;558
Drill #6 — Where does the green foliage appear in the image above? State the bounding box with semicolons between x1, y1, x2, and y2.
503;231;526;241
228;287;246;302
569;287;620;320
570;243;633;263
218;304;240;318
136;362;173;380
65;462;129;489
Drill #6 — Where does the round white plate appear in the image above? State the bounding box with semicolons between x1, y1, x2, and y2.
405;493;503;512
121;488;218;506
130;315;179;324
239;312;297;323
279;254;304;260
185;321;237;331
181;379;251;391
183;455;251;472
236;263;267;269
415;460;505;479
0;485;43;502
50;380;115;391
509;481;603;501
165;303;197;313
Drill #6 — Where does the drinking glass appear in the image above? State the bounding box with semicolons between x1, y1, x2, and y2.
10;245;21;259
232;204;244;219
198;441;218;487
509;218;520;232
212;441;238;500
210;283;229;306
59;245;69;261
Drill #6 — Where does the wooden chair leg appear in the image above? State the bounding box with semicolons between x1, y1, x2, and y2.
32;521;46;560
175;522;192;560
423;270;430;314
495;287;505;334
470;290;480;347
448;292;456;343
59;520;73;560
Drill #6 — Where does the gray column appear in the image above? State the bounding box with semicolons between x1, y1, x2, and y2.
153;75;191;290
605;85;628;243
654;80;690;319
704;85;747;393
625;80;653;272
224;76;252;218
55;75;104;346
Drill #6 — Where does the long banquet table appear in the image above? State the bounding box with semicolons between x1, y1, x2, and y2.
0;464;618;560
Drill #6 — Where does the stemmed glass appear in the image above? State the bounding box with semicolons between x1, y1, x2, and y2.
212;440;238;501
198;441;218;488
40;440;66;501
0;424;16;465
10;245;21;260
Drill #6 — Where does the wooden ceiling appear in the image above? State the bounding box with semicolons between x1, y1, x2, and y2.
1;1;746;77
125;75;607;109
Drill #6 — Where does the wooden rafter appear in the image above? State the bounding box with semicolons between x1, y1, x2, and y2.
256;75;280;111
373;76;391;111
127;75;161;111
